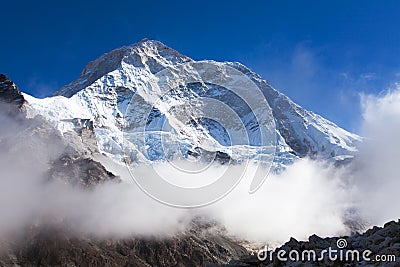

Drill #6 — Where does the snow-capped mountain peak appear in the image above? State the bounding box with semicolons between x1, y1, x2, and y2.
54;39;193;98
22;39;361;171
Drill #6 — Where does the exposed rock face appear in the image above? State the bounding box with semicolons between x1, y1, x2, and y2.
49;154;119;189
2;219;399;267
188;147;233;165
0;220;248;267
230;220;400;267
0;74;26;108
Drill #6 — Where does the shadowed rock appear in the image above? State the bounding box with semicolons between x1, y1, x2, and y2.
0;74;26;108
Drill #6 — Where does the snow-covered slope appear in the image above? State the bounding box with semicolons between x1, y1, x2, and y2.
23;39;361;170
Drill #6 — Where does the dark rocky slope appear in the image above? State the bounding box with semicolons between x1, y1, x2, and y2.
228;220;400;267
0;74;26;108
0;220;247;267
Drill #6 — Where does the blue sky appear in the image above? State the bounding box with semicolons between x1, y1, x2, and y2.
1;0;399;132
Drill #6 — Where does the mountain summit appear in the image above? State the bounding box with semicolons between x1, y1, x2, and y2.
54;39;192;98
22;39;361;170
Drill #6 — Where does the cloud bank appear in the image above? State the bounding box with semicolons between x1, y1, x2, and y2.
352;84;400;225
0;85;400;245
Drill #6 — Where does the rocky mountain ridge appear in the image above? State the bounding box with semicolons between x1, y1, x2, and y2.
229;220;400;267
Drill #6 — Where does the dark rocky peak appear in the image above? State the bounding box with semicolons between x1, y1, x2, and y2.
0;74;26;108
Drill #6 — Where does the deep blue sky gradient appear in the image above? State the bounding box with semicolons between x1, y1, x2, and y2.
1;0;399;132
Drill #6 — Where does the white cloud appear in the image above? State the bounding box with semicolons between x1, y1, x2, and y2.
1;85;400;245
359;72;377;81
353;84;400;225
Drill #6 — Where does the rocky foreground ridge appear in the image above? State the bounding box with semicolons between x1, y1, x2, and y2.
228;220;400;267
0;217;398;266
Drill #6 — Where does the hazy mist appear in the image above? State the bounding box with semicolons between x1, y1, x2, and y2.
0;86;399;244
